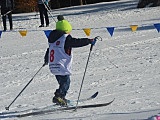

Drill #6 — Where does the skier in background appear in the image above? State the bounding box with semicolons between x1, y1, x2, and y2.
44;15;97;106
37;0;49;27
0;0;14;31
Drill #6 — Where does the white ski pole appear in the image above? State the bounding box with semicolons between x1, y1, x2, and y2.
5;63;45;110
75;36;102;111
42;0;56;22
2;10;13;17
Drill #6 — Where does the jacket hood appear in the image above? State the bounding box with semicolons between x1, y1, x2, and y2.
48;30;66;43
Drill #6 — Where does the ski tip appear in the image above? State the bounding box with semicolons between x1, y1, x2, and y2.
111;98;115;103
91;92;98;98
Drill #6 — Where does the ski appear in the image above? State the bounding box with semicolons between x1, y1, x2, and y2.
69;91;98;103
4;91;98;115
16;98;115;118
36;91;99;111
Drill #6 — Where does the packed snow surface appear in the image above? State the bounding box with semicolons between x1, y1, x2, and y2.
0;0;160;119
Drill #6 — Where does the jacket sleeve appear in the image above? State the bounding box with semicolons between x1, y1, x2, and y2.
65;35;92;48
44;48;49;63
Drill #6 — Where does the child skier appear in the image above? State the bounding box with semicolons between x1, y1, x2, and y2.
44;15;97;106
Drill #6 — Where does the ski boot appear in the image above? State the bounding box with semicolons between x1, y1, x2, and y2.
52;96;68;106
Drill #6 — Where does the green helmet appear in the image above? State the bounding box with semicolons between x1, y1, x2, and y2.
56;20;72;33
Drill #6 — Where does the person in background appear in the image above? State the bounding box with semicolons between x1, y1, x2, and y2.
44;15;97;106
38;0;49;27
0;0;14;31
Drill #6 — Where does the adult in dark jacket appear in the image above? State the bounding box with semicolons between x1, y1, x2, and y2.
0;0;14;31
37;0;49;27
44;15;96;106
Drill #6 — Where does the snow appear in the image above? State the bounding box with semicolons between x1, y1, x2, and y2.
0;0;160;119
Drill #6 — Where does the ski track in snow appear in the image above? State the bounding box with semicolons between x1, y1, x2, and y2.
0;0;160;119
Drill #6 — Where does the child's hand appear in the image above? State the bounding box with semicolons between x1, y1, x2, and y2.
90;38;97;45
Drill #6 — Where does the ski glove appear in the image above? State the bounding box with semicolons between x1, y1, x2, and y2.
90;38;97;45
44;0;48;5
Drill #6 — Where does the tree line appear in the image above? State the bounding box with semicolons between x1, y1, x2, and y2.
14;0;119;13
50;0;119;9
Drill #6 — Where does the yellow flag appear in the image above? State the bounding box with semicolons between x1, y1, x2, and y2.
19;30;27;36
130;25;138;32
83;28;91;36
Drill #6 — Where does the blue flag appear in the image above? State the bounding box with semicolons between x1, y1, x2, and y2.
154;23;160;33
44;30;52;38
0;31;2;38
106;27;115;37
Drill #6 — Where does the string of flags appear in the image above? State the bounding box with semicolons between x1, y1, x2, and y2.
0;23;160;38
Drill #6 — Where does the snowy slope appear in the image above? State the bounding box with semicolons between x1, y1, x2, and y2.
0;0;160;119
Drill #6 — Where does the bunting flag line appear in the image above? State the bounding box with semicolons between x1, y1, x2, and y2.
0;23;159;39
0;31;2;38
106;27;115;37
83;28;91;36
154;23;160;33
130;25;138;32
44;30;52;38
19;30;27;37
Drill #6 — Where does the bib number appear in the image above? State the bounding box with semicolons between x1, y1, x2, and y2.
50;49;55;62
